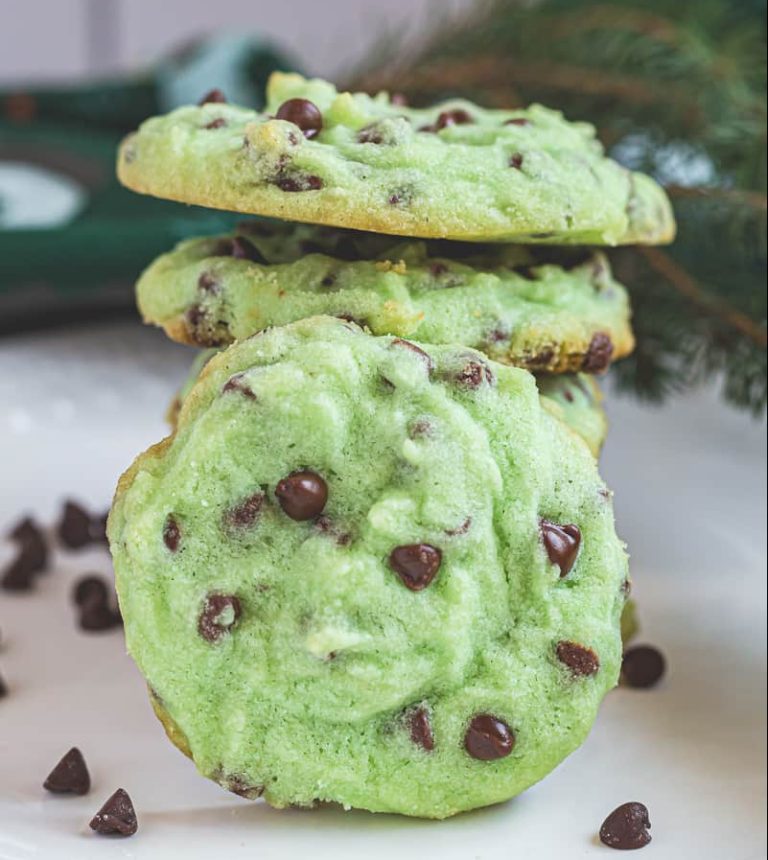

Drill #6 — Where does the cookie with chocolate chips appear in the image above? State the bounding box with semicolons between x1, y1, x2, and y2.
110;316;627;819
117;72;674;246
138;222;633;373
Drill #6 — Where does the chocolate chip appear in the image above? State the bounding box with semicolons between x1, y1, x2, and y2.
389;544;441;591
453;358;494;389
275;98;323;139
435;109;474;130
0;671;7;698
90;511;109;544
198;272;219;293
44;747;91;795
509;152;524;169
445;516;472;537
198;88;226;105
391;339;434;373
230;236;267;263
57;500;91;549
198;593;241;643
408;418;434;439
429;262;448;277
406;706;435;751
315;515;351;546
223;775;264;799
79;601;121;632
89;788;138;837
525;347;556;369
275;174;323;192
388;189;411;206
621;645;666;689
222;373;256;399
275;471;328;521
8;516;42;545
599;802;652;850
540;519;581;577
582;332;614;373
556;641;600;677
204;117;227;130
357;123;385;144
1;538;47;591
464;714;515;760
72;575;109;608
505;117;531;126
224;492;265;530
162;515;181;552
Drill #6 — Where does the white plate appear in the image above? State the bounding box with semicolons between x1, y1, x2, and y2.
1;323;765;860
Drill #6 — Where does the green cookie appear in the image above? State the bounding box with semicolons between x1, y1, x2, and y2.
118;72;675;246
110;317;628;818
138;223;633;374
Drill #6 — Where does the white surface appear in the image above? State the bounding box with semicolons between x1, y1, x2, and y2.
0;322;766;860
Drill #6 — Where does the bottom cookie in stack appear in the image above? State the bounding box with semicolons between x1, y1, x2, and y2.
109;316;628;819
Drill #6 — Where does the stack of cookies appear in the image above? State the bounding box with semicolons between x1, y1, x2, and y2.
109;73;674;819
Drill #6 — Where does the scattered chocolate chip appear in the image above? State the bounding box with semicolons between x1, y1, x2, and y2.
599;802;652;850
275;471;328;521
162;515;181;552
72;575;109;608
389;544;442;591
621;578;632;597
429;262;448;277
556;641;600;677
408;418;434;439
57;501;92;549
464;714;515;760
224;492;265;530
357;123;385;144
540;520;581;577
314;515;351;546
90;511;109;544
79;601;121;632
621;646;666;689
1;538;47;591
563;388;575;403
275;98;323;139
391;338;434;373
223;775;264;799
8;516;42;544
435;109;474;130
198;594;242;643
406;706;435;751
198;88;226;105
198;272;219;293
44;747;91;795
453;358;494;389
320;273;336;288
230;236;267;263
222;373;256;399
445;516;472;537
204;117;227;130
505;117;531;126
509;152;524;169
582;332;614;373
388;189;411;206
0;671;7;697
275;174;323;192
89;788;138;837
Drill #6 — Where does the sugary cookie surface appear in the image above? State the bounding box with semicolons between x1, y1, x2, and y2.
118;72;675;245
109;317;628;818
138;222;632;373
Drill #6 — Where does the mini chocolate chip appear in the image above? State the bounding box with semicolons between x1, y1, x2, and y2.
445;516;472;537
563;388;575;403
509;152;524;169
224;492;265;530
582;332;614;373
429;262;448;277
436;109;474;130
540;519;581;577
453;359;494;389
198;272;220;293
464;714;515;760
275;174;323;192
90;511;109;544
44;747;91;795
505;117;531;126
1;538;47;591
599;802;652;850
357;123;385;144
315;515;351;546
58;500;92;549
79;602;121;632
204;117;227;130
224;775;265;799
198;593;241;643
222;373;256;399
556;641;600;677
275;471;328;521
621;645;666;689
72;575;109;608
163;515;181;552
389;544;441;591
408;418;434;439
406;707;435;751
231;236;267;263
89;788;138;837
8;516;42;544
198;88;226;105
0;671;7;698
391;338;434;373
321;274;336;287
621;578;632;597
275;98;323;139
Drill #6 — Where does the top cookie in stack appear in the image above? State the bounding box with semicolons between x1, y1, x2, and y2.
119;72;674;247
